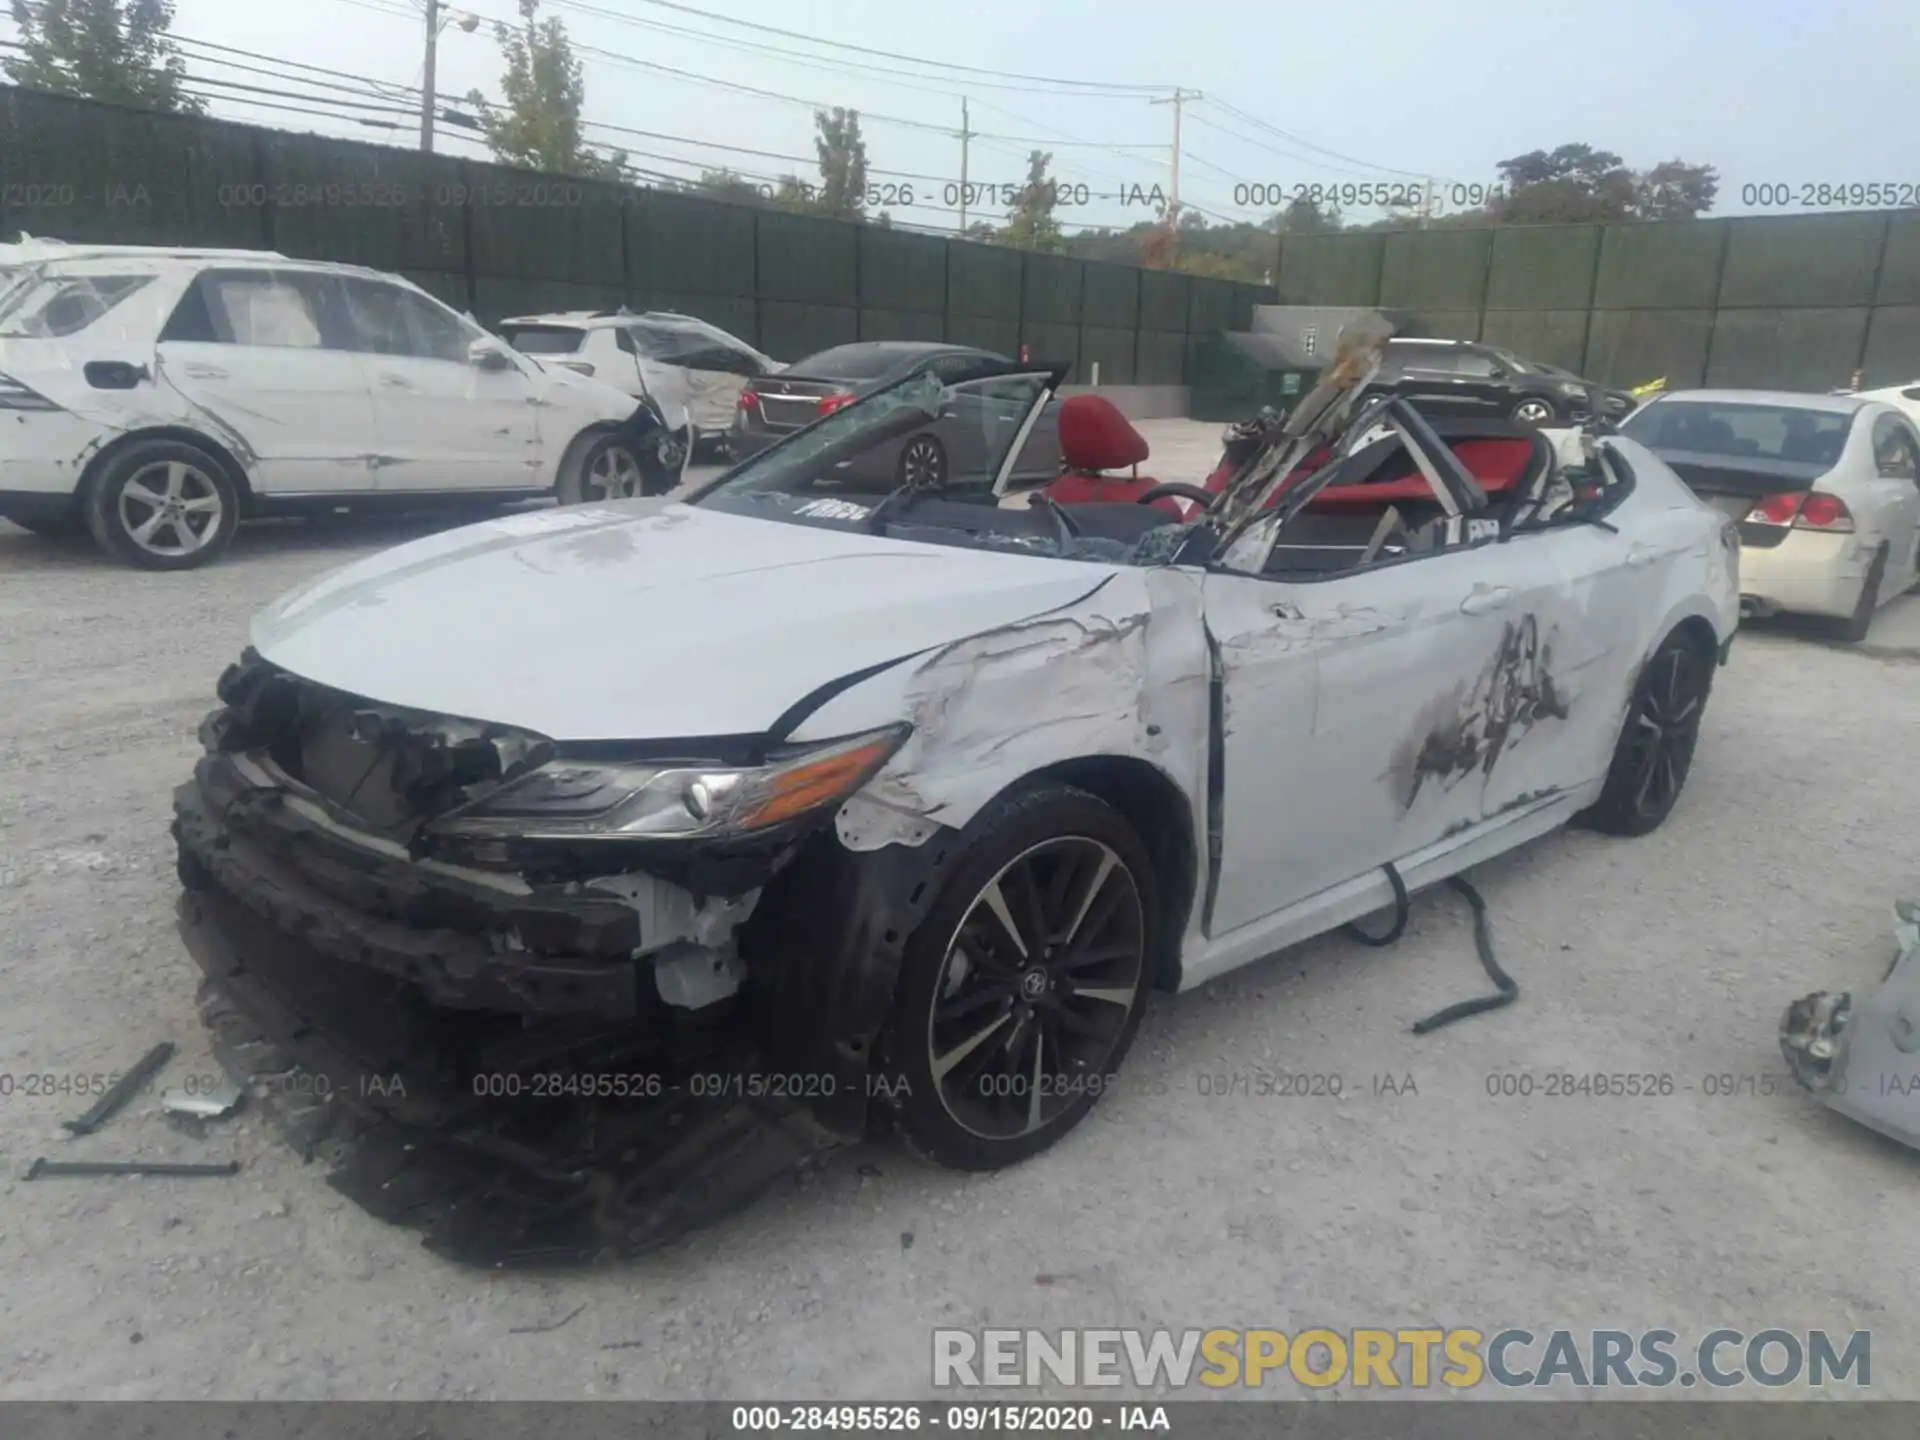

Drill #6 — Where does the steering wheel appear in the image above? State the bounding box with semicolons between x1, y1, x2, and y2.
1135;483;1217;513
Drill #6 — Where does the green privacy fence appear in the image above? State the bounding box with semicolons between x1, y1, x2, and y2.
1276;210;1920;391
0;85;1272;384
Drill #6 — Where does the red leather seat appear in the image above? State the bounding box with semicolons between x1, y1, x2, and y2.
1046;394;1176;509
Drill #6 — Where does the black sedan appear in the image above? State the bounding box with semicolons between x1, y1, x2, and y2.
731;341;1063;488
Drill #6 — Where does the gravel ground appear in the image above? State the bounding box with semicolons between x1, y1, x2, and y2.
1;429;1916;1401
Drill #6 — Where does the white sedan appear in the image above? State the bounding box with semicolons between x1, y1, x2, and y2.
170;340;1737;1256
1620;390;1920;640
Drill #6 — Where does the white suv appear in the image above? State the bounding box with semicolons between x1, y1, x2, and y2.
0;243;652;569
498;309;777;460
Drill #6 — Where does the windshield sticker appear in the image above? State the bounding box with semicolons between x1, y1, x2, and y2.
795;498;873;521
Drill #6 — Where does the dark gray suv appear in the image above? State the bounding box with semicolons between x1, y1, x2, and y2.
1373;338;1633;427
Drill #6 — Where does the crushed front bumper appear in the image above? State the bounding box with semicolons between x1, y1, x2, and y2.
1780;900;1920;1150
171;752;848;1265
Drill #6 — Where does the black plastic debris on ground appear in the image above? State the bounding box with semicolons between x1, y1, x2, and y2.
192;973;845;1268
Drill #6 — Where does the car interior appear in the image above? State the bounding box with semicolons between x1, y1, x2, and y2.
1037;393;1557;577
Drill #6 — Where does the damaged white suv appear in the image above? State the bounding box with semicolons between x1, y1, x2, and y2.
0;242;651;569
172;336;1739;1264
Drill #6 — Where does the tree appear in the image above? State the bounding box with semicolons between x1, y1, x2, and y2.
3;0;201;112
468;0;623;180
810;107;867;219
1280;195;1340;234
1635;160;1720;221
682;167;775;207
1491;142;1717;224
772;173;816;213
1004;149;1064;251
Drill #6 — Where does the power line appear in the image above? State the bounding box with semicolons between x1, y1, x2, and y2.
1206;96;1437;182
545;0;1173;95
530;0;1151;102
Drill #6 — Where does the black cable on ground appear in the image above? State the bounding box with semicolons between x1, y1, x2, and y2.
1410;876;1518;1034
1343;861;1409;946
1343;864;1520;1033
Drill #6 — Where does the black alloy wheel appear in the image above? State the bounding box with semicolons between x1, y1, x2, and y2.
1581;629;1713;835
896;435;947;489
878;785;1157;1170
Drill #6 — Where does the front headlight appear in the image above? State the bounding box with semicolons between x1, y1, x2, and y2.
425;724;909;843
1555;381;1587;397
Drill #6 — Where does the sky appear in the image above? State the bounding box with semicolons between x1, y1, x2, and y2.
7;0;1916;232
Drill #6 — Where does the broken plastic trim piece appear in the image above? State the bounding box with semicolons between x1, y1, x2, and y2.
26;1158;239;1179
61;1040;175;1135
162;1079;244;1120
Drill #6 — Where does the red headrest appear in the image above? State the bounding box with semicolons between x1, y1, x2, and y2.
1058;394;1150;472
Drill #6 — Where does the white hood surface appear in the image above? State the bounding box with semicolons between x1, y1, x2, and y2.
251;501;1120;740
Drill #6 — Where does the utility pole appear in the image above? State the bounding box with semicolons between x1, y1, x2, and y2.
957;97;972;234
419;0;440;153
1149;88;1199;223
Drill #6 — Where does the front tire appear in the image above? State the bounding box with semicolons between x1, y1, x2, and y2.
83;440;239;570
1511;397;1559;427
1580;628;1714;836
877;784;1158;1171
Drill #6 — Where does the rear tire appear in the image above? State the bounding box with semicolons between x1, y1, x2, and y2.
1835;544;1888;644
877;784;1157;1171
895;434;947;489
83;439;239;570
1580;628;1715;836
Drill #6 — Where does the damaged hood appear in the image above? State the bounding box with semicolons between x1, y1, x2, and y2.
250;501;1119;740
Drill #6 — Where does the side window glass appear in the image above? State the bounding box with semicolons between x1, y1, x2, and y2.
336;279;416;356
337;280;478;363
398;291;474;364
176;271;324;348
1402;349;1457;376
159;275;220;343
1874;416;1918;480
1454;352;1497;378
615;328;638;356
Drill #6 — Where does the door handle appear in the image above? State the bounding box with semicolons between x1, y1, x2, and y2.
1459;585;1513;615
182;363;228;380
378;373;412;389
1627;542;1658;568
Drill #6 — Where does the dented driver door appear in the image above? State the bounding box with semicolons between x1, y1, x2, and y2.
1201;537;1567;937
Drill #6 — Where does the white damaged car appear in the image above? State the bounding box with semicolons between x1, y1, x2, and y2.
0;243;654;569
171;337;1739;1261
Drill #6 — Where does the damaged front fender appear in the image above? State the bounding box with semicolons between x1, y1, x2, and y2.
794;568;1212;863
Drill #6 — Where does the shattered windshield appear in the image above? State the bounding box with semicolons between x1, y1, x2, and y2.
689;361;1126;557
700;364;1053;498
